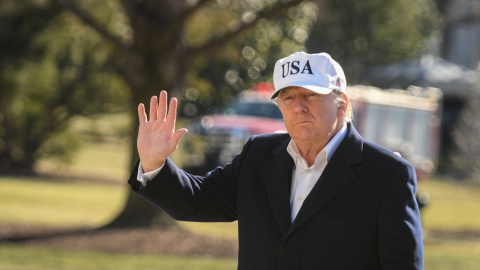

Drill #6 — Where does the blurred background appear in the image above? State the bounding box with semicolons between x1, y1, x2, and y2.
1;0;480;269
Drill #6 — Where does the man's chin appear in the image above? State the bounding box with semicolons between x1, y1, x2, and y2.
290;131;319;142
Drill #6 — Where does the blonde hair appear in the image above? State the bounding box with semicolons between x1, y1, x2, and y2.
332;90;353;123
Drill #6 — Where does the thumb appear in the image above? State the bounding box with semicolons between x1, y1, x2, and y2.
172;128;188;146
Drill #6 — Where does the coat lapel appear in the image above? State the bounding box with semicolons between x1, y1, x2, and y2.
288;124;364;235
263;137;294;235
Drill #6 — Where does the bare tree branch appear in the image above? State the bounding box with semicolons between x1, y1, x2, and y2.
118;0;187;54
50;0;131;51
165;0;213;39
186;0;306;59
180;0;212;21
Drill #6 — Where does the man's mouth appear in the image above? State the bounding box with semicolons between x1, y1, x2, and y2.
295;120;311;126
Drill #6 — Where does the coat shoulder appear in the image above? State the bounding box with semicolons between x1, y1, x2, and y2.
343;124;413;170
249;132;291;148
362;139;414;170
234;132;291;163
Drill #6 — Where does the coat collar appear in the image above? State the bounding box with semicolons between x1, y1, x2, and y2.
263;137;294;234
263;123;364;236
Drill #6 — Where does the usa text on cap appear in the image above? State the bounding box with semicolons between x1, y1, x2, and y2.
271;52;347;99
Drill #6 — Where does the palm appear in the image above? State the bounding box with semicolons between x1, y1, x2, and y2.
137;91;188;172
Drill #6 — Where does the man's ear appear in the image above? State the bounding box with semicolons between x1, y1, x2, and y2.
343;93;349;111
337;93;348;114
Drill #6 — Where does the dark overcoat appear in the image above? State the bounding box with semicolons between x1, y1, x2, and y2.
128;123;424;270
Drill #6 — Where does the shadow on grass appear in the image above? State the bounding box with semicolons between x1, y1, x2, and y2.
0;225;238;258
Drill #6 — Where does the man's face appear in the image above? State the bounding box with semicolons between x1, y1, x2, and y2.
277;86;344;146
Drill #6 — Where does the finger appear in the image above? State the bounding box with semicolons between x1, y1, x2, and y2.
166;97;178;128
172;128;188;146
138;103;147;124
158;90;168;121
149;96;158;121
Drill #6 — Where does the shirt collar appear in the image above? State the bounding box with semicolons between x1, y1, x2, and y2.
287;123;347;167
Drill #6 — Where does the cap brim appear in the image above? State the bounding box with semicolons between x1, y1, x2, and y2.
270;82;334;99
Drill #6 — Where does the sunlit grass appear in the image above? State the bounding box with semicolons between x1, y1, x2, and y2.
0;176;126;227
35;141;131;182
35;112;187;182
179;221;238;240
2;174;480;269
0;174;236;238
36;113;132;182
424;236;480;270
418;178;480;231
418;177;480;269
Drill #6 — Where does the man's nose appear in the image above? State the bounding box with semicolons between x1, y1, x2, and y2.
293;98;308;113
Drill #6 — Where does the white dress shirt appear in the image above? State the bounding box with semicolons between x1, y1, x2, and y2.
138;123;347;222
286;123;347;221
137;162;163;187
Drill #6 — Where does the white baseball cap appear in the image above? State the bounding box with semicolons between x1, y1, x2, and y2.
270;52;347;99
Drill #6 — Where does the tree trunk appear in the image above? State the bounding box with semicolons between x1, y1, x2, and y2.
70;0;307;229
105;97;179;228
105;48;190;228
105;190;178;229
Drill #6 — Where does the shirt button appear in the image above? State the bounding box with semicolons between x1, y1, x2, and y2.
306;169;311;173
298;196;304;201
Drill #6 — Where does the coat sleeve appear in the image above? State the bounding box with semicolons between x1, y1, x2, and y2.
127;136;256;223
378;161;424;270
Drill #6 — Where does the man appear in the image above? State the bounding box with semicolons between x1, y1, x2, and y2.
128;52;424;269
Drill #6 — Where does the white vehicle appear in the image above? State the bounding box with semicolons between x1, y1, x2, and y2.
349;85;442;181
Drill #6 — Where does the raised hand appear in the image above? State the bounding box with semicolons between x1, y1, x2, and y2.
137;90;188;172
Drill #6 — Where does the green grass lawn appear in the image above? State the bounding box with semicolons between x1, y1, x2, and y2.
1;174;480;269
35;141;131;183
424;236;480;270
418;178;480;231
417;178;480;270
0;176;126;228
